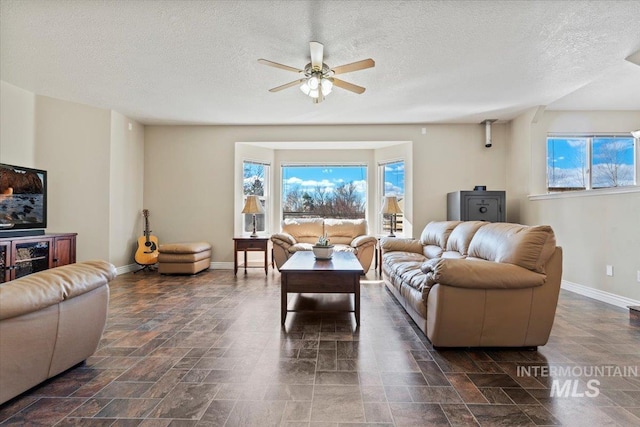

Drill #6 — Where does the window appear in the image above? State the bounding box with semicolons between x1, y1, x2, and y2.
547;135;637;192
380;160;405;234
282;164;367;219
243;161;269;233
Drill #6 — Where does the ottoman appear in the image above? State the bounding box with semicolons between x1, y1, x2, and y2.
158;242;212;274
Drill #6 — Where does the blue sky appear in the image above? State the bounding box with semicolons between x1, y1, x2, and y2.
282;166;368;196
547;137;634;168
547;137;636;187
281;164;406;197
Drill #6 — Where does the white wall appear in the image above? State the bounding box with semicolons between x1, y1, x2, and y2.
144;123;507;264
509;109;640;301
0;81;35;166
110;111;145;267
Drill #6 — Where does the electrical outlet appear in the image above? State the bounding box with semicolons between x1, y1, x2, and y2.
637;270;640;283
606;265;613;277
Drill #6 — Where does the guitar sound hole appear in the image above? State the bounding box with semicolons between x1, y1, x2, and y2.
145;242;152;247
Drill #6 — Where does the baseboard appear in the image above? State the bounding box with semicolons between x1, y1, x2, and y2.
211;261;234;270
118;261;245;273
561;280;640;309
116;264;139;275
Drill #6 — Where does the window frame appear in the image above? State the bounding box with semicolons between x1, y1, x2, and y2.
379;159;405;235
242;160;270;235
546;133;638;193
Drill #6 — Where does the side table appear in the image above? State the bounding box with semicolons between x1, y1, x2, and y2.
233;237;269;275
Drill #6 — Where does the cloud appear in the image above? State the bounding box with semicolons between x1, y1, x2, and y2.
384;181;404;195
352;179;367;194
286;177;303;185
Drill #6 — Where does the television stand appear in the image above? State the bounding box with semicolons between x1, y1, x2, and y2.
0;229;46;238
0;233;77;283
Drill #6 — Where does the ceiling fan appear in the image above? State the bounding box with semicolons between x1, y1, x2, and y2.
258;41;375;103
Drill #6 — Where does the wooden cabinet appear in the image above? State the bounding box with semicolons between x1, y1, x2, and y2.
0;233;77;283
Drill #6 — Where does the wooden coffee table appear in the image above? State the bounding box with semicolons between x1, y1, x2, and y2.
280;251;364;325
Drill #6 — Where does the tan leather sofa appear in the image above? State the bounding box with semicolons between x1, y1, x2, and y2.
0;260;116;404
271;218;377;272
381;221;562;348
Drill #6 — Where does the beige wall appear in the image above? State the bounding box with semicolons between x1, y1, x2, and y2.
35;95;112;261
109;111;145;267
1;82;145;268
0;81;35;166
144;124;507;265
509;109;640;301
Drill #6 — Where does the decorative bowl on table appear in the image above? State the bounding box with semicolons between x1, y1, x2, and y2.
312;244;334;260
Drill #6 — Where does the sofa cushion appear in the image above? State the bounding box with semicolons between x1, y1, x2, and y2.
423;245;443;259
446;221;487;255
282;218;324;244
468;223;556;273
383;253;428;289
324;219;367;245
419;221;461;248
287;243;314;253
420;258;546;289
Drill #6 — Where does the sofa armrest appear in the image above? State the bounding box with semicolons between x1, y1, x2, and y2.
421;258;546;289
380;238;423;254
0;260;116;321
351;235;377;248
271;232;297;247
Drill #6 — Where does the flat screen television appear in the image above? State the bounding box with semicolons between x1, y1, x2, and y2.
0;163;47;232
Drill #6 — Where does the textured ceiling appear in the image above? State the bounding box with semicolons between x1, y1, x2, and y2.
2;0;640;125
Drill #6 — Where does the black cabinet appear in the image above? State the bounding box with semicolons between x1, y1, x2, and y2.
447;191;505;222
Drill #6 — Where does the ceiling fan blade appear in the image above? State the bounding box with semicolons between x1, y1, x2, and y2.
310;41;324;70
331;58;375;75
269;78;306;92
258;59;303;73
332;78;366;94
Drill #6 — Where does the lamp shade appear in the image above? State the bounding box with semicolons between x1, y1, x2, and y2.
242;195;265;214
381;196;402;214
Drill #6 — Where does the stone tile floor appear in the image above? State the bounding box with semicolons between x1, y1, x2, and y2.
1;269;639;426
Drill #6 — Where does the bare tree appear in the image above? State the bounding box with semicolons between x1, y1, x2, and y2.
592;140;633;187
243;163;264;196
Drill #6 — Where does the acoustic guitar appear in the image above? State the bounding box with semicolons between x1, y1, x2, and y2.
134;209;159;265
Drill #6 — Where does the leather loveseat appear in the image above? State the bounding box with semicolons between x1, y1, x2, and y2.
381;221;562;348
271;218;377;272
0;260;116;404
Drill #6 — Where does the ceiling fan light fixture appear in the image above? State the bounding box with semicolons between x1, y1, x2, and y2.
308;76;320;90
321;78;333;96
259;41;375;102
300;81;311;96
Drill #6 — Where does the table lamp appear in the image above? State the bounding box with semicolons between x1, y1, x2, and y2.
381;196;402;237
242;195;265;237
